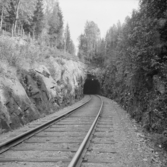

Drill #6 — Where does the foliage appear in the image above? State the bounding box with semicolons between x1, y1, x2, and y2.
0;35;79;72
78;21;101;64
64;24;75;55
0;0;37;33
97;0;167;144
0;0;67;51
76;0;167;148
47;1;63;48
31;0;44;38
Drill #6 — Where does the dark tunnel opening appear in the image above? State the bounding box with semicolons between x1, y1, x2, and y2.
84;74;100;94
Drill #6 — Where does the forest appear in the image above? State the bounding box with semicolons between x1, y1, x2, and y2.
78;0;167;149
0;0;75;54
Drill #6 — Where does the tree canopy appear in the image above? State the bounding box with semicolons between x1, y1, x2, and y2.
87;0;167;138
64;24;75;55
0;0;77;53
78;0;167;146
78;21;101;64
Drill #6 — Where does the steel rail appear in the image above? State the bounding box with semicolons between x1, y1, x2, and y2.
0;95;92;154
68;95;103;167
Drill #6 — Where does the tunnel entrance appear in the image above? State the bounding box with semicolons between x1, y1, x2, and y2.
84;74;100;94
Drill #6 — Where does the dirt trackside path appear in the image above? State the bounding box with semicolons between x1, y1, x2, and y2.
99;96;162;167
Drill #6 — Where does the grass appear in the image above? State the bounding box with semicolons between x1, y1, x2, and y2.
0;35;79;73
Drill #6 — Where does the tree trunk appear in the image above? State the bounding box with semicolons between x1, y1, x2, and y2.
14;0;21;35
12;24;14;37
0;5;4;30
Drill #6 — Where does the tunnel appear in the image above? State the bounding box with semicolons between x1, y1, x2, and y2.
84;74;100;94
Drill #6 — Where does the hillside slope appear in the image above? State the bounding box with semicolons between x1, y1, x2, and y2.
0;35;85;133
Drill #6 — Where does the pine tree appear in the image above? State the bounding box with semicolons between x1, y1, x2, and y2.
19;0;37;33
63;23;75;54
64;24;71;51
3;0;18;32
32;0;44;38
48;1;63;47
78;34;88;60
69;40;75;55
0;0;8;30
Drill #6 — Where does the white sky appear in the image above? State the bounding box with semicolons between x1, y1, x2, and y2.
58;0;139;49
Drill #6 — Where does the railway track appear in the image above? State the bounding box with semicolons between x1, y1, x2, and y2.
0;95;116;167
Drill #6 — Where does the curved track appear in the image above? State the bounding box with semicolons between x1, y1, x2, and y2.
0;95;159;167
0;95;105;167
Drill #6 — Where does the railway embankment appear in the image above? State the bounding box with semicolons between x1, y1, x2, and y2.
0;35;86;133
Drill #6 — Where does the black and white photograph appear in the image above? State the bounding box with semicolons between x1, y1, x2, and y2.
0;0;166;166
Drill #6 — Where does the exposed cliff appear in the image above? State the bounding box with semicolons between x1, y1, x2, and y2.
0;36;85;133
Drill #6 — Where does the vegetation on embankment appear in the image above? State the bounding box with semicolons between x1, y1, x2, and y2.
0;0;85;133
78;0;167;150
0;35;85;133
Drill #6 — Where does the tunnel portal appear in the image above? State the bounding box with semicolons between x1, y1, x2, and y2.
84;74;100;94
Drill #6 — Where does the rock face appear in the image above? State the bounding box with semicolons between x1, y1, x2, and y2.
0;57;85;133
